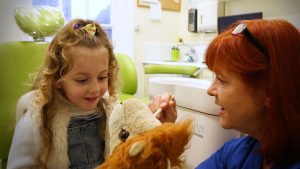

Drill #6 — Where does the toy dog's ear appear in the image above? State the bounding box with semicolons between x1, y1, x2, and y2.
128;141;172;169
109;103;127;152
128;141;145;157
127;141;172;169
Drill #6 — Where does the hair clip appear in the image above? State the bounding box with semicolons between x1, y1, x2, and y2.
74;23;80;29
81;23;96;36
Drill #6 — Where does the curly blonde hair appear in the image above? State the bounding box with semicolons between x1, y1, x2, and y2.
32;19;120;168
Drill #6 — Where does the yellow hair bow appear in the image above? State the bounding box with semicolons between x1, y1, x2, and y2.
81;23;96;36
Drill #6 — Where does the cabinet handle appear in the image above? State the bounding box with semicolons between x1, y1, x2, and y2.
200;14;203;24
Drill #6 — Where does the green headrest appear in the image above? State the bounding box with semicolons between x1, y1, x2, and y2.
144;64;199;76
115;53;137;95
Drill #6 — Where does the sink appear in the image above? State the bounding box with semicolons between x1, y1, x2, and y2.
148;77;189;97
148;77;220;115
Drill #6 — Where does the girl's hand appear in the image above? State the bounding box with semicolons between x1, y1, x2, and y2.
148;93;177;123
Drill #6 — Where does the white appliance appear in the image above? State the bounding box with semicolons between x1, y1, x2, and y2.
176;106;238;168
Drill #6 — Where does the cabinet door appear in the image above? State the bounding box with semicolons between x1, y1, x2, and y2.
197;1;218;32
203;1;218;27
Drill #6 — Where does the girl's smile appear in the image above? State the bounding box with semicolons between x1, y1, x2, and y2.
84;96;100;103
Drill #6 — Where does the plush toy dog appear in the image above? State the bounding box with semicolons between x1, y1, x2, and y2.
97;98;192;169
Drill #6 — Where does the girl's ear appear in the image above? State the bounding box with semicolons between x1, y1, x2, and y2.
55;81;62;88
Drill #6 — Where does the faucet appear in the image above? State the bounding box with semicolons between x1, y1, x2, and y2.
193;67;214;80
193;68;203;77
184;46;197;62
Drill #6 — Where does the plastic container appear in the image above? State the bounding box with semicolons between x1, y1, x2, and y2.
171;49;180;61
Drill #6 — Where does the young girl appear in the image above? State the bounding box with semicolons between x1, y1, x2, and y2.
7;19;176;169
196;19;300;168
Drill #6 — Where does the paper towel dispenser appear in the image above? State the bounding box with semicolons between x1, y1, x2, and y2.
188;8;198;33
188;1;224;33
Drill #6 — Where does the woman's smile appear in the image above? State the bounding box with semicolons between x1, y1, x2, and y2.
219;107;225;116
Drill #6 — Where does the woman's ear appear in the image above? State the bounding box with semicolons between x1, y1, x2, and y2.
264;96;270;108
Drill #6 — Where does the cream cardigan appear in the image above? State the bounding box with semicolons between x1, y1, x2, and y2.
7;90;115;169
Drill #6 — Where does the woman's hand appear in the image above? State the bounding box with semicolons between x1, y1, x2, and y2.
148;93;177;123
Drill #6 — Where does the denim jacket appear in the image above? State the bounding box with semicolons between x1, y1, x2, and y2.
68;112;105;169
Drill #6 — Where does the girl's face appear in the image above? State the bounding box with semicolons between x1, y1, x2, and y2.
60;46;109;111
207;69;268;137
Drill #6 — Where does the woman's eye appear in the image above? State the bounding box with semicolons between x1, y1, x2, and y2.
216;76;225;83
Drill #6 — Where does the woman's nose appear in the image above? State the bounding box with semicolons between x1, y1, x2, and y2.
207;82;217;96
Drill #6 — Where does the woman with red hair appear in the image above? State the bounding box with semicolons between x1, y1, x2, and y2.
196;19;300;169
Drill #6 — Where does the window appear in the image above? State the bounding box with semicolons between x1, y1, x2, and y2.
32;0;112;40
32;0;135;58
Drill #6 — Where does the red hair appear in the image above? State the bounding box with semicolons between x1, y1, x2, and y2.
205;19;300;165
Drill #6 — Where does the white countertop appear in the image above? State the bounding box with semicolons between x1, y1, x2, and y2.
143;61;206;68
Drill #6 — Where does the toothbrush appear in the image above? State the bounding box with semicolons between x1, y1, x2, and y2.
153;95;175;117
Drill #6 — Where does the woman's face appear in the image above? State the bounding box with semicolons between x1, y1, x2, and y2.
207;69;268;137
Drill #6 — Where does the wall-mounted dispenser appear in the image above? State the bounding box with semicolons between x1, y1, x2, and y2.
188;1;224;33
188;8;198;33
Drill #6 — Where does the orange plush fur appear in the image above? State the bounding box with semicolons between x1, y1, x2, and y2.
97;120;192;169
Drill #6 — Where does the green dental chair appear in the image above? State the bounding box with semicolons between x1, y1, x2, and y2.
0;6;64;168
0;42;48;168
0;51;142;168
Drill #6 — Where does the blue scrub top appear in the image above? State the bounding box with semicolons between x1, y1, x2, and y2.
195;136;300;169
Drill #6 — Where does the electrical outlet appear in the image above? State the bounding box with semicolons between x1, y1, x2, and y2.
193;122;205;138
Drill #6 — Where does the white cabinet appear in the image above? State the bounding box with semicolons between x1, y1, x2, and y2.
190;0;225;33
